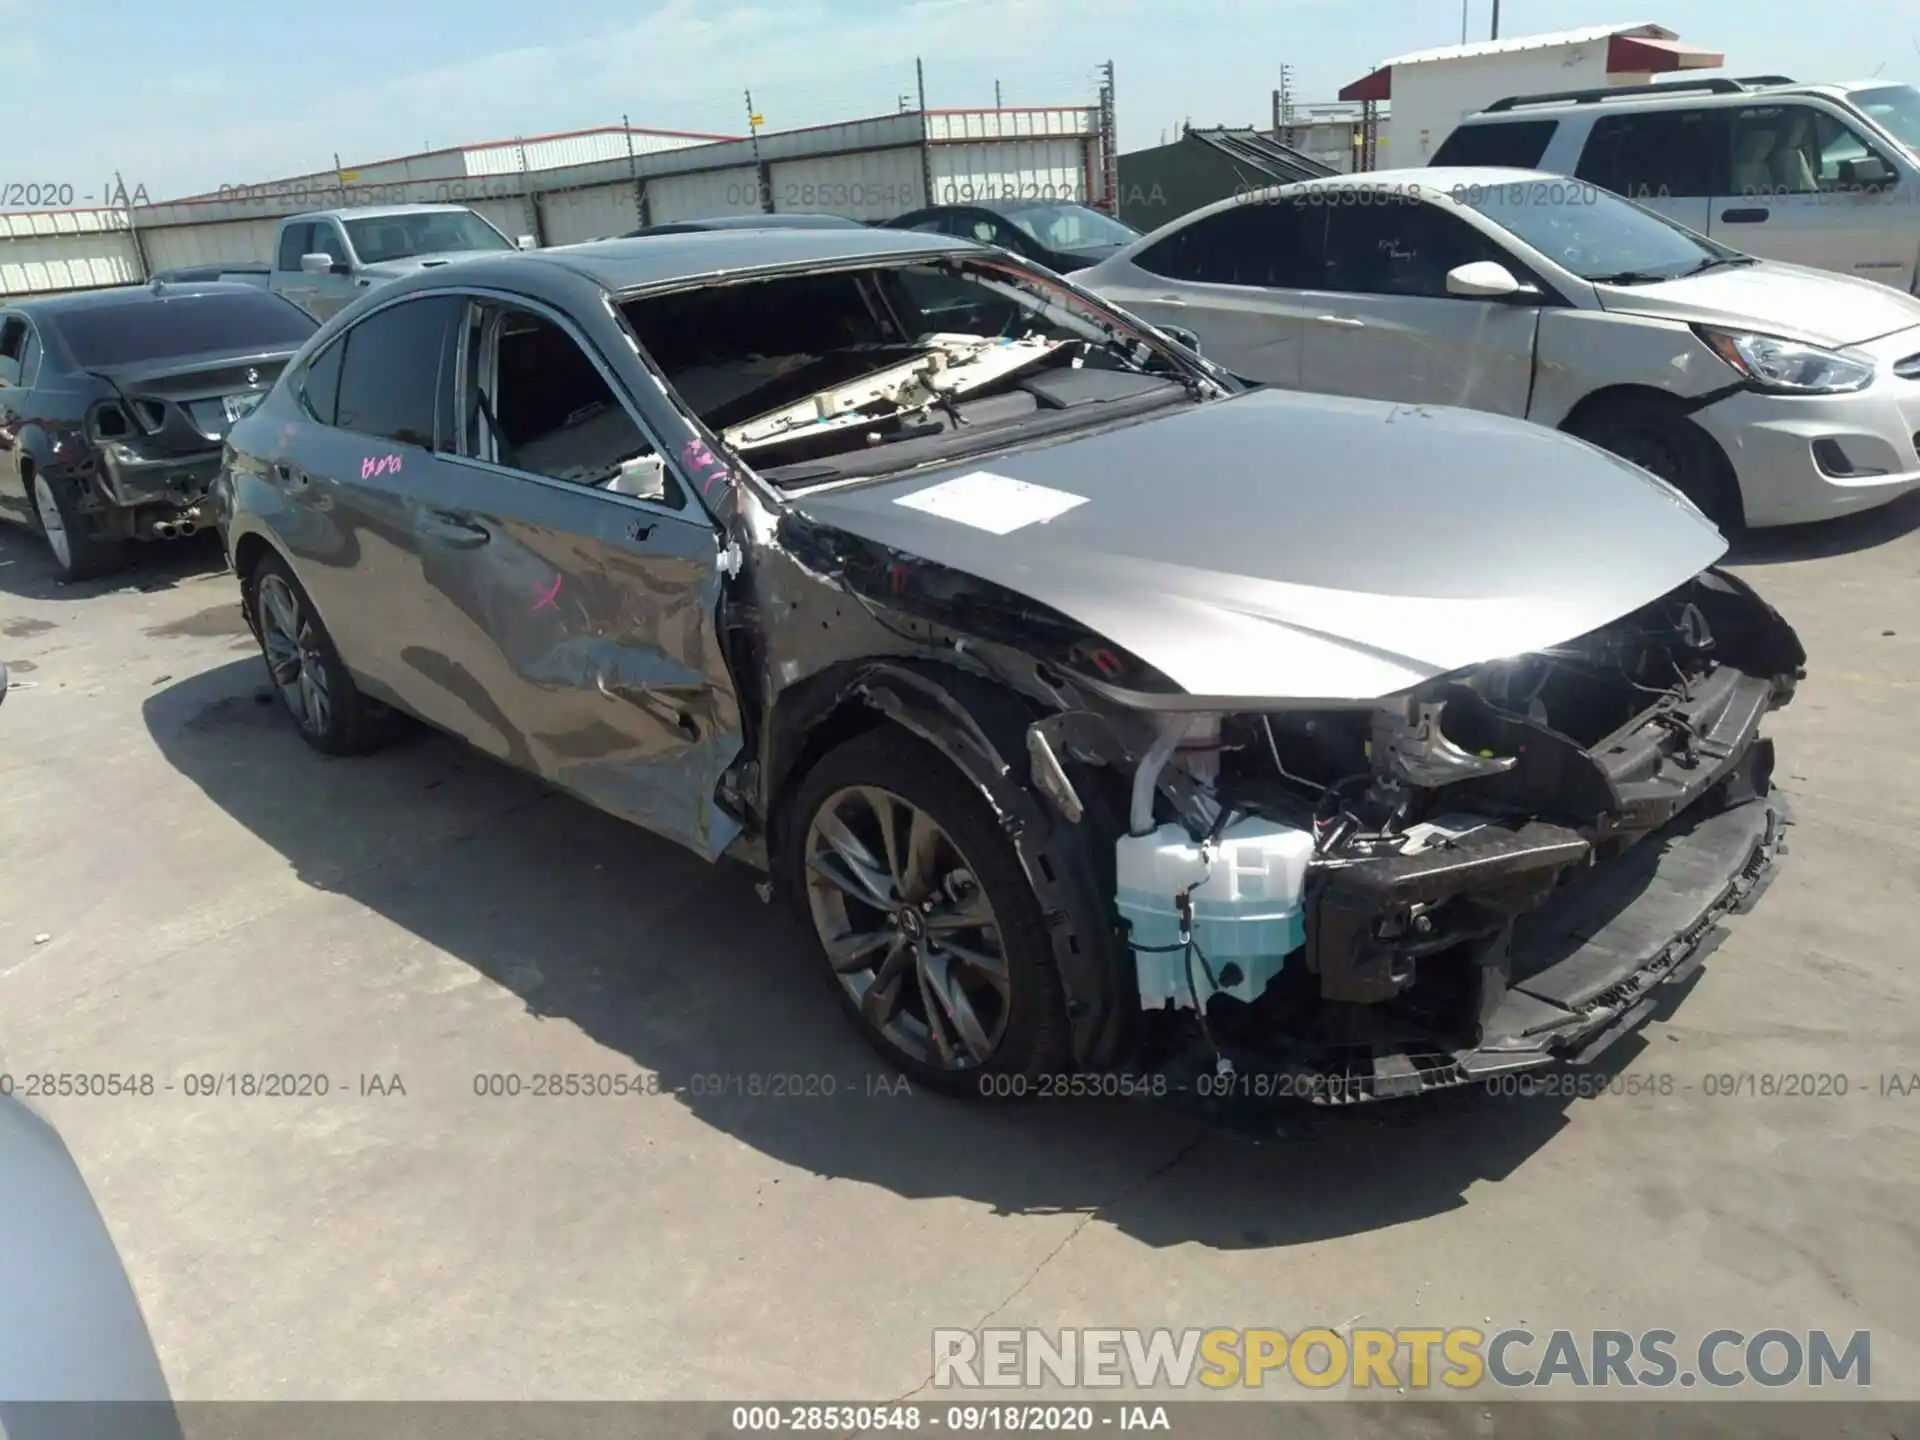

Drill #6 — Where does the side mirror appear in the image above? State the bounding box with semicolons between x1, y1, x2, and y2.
1160;325;1203;354
1446;260;1528;298
299;252;336;275
1840;155;1896;188
516;235;539;251
607;453;669;502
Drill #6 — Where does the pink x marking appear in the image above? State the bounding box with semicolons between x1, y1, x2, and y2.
532;574;562;610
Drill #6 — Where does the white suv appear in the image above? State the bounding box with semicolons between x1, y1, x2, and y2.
1431;76;1920;292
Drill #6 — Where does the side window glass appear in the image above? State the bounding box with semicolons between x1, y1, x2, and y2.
1323;201;1498;298
0;318;25;386
19;328;41;388
1133;201;1326;288
300;334;346;425
277;223;313;272
1431;120;1558;168
479;304;670;497
1577;109;1726;200
1732;105;1882;195
314;223;350;265
334;295;464;447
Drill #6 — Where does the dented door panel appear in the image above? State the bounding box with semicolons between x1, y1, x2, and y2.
395;458;743;859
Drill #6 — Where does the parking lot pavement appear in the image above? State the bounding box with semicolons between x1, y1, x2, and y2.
0;501;1917;1408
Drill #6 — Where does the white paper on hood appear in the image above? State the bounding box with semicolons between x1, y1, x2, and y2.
892;470;1088;535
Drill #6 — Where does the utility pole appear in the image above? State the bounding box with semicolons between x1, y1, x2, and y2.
117;169;150;280
995;79;1002;107
745;89;770;213
915;58;935;211
1276;63;1295;146
1461;0;1469;42
1095;59;1118;215
623;112;646;229
1491;0;1500;39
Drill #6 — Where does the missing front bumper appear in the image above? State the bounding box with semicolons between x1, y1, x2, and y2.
1147;770;1789;1107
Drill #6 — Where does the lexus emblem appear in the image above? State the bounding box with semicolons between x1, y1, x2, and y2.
245;368;259;385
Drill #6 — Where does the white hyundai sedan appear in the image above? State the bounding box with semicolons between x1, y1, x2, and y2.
1073;166;1920;529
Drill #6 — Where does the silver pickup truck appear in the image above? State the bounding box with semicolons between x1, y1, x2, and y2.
267;203;536;320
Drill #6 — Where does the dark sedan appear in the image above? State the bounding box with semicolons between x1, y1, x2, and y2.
882;198;1141;274
0;282;316;579
209;228;1800;1106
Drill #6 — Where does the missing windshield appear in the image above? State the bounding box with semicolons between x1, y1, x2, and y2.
618;259;1194;485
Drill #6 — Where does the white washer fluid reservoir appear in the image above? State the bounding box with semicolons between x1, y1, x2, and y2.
1114;816;1316;1010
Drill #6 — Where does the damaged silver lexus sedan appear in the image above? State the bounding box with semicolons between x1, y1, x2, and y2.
210;227;1806;1102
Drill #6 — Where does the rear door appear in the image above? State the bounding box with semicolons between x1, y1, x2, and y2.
1095;198;1327;386
267;292;468;701
400;292;740;859
1300;197;1539;413
1710;101;1915;287
1572;106;1725;234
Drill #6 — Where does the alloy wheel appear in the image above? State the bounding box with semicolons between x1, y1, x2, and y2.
31;475;71;571
257;573;332;737
803;785;1012;1070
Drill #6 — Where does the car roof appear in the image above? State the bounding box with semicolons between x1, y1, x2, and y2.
5;280;273;317
288;204;478;222
525;226;981;292
1460;80;1888;120
639;213;868;232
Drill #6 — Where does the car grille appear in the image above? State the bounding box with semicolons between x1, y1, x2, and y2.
1894;352;1920;379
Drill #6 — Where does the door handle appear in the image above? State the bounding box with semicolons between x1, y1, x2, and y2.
1153;294;1188;306
1720;207;1769;223
1314;314;1366;328
419;511;490;548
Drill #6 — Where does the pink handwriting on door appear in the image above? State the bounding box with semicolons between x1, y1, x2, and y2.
361;454;402;479
531;574;561;611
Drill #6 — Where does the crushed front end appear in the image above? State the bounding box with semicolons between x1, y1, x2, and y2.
1090;569;1805;1103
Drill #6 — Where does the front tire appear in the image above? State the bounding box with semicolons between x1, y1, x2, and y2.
243;552;407;756
782;728;1070;1095
1566;398;1744;532
29;468;125;581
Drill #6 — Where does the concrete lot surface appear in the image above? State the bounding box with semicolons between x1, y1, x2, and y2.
1;499;1917;1414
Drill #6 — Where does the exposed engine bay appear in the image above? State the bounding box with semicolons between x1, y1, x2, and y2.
620;259;1205;482
1021;571;1805;1102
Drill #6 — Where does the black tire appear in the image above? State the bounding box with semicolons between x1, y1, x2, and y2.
781;727;1070;1095
1566;398;1744;532
26;465;126;582
242;551;408;756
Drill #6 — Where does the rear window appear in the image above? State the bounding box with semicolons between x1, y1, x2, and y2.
1431;120;1558;168
50;291;316;368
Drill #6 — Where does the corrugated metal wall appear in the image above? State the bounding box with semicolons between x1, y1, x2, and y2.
142;217;283;271
927;138;1096;207
0;210;141;297
540;182;640;245
767;149;925;218
0;107;1112;294
646;167;765;223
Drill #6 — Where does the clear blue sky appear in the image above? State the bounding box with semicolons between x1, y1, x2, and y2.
9;0;1920;200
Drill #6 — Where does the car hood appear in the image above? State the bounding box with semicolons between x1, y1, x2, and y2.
793;389;1727;704
358;250;503;280
1596;260;1920;348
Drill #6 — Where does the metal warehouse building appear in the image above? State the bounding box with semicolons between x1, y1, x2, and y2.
0;105;1115;298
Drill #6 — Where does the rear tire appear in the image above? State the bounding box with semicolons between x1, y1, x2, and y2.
781;727;1071;1096
242;551;408;756
28;467;125;582
1566;398;1744;533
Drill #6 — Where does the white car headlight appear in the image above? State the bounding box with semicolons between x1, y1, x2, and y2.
1695;326;1876;394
